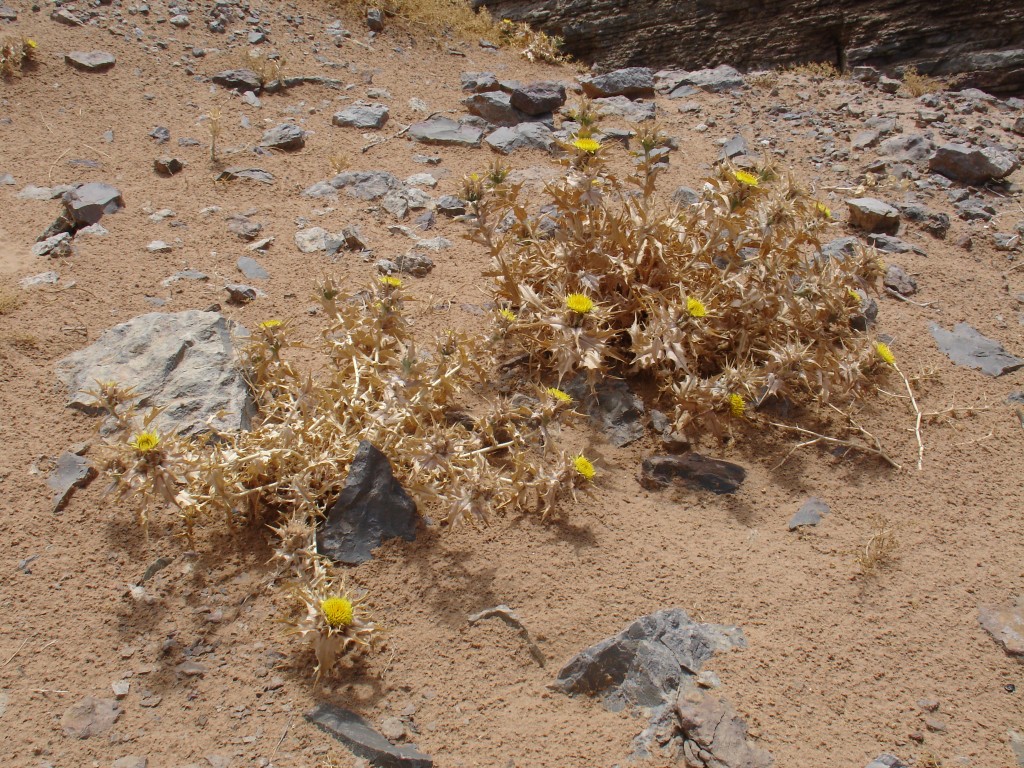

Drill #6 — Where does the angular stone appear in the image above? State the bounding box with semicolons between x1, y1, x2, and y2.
672;65;744;94
672;186;700;207
306;703;432;768
930;323;1024;377
463;91;531;127
883;265;918;296
217;167;274;184
294;227;329;253
408;117;483;147
260;124;306;151
594;95;656;122
212;69;262;91
461;71;499;93
61;697;121;739
484;123;557;154
553;608;745;711
867;234;925;255
47;451;96;512
0;7;18;20
979;598;1024;657
65;51;116;72
865;754;908;768
580;67;655;99
63;182;124;227
846;197;900;235
56;311;254;436
154;157;184;175
877;134;935;163
332;103;389;129
929;143;1020;185
954;197;996;221
510;81;566;115
677;685;773;768
436;195;467;217
225;283;261;304
227;215;261;240
331;170;400;200
565;377;645;447
719;134;749;161
236;256;268;281
317;441;418;565
788;497;829;530
640;453;746;494
32;232;72;258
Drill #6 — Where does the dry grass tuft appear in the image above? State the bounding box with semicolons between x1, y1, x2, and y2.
855;515;899;576
0;35;36;78
336;0;495;40
496;18;566;64
785;61;842;80
900;66;947;97
0;286;20;315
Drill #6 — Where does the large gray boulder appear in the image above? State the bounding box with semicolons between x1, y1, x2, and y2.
846;197;901;234
407;117;483;147
332;103;390;129
484;123;557;154
56;311;254;436
63;182;124;227
580;67;655;99
462;91;531;127
928;143;1020;185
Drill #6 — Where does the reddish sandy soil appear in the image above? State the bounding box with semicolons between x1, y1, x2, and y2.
1;2;1023;767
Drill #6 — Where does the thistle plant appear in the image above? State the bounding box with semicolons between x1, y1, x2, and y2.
471;105;889;441
0;35;36;78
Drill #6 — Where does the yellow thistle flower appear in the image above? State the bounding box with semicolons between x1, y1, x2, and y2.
728;393;746;418
259;319;282;330
572;137;602;153
573;454;596;480
875;342;895;366
130;431;160;453
565;293;594;314
546;387;573;404
847;288;861;303
25;39;38;49
378;276;403;288
815;201;832;219
320;597;354;628
469;172;480;182
497;308;517;323
733;170;759;187
686;296;707;318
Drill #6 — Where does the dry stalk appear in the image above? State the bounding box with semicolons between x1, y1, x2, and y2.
856;515;899;576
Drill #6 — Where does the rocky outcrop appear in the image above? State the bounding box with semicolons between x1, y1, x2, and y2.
475;0;1024;96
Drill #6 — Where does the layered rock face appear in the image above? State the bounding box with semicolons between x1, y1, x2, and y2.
476;0;1024;95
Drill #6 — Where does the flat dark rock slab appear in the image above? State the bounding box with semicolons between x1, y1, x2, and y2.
217;167;274;184
640;453;746;494
317;441;417;564
306;703;432;768
65;51;116;71
788;497;829;530
47;451;96;512
930;323;1024;377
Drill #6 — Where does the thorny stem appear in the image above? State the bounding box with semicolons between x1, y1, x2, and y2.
893;362;924;471
768;417;901;470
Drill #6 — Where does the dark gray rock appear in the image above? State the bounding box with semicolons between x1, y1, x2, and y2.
484;123;557;154
565;377;645;447
306;703;431;767
0;7;18;20
408;117;483;147
877;134;935;162
719;134;749;161
236;256;268;281
317;441;418;565
930;323;1024;377
580;67;655;99
63;182;124;227
929;142;1020;184
436;195;467;216
366;8;384;31
867;234;925;255
677;686;773;768
56;311;254;436
640;453;746;494
32;232;73;258
212;69;262;91
594;95;655;122
377;252;435;277
260;123;306;150
51;8;85;26
463;91;531;127
149;126;170;144
461;71;499;92
47;451;96;512
884;265;918;296
227;215;261;240
672;65;744;94
65;51;116;72
328;170;400;201
153;156;184;176
954;197;996;221
332;103;389;129
1013;116;1024;136
225;283;260;304
895;203;949;238
672;186;700;207
510;81;566;115
553;608;745;711
979;597;1024;657
846;198;900;234
217;167;274;184
788;497;829;530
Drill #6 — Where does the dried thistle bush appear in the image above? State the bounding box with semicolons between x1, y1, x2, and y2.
496;18;566;64
855;515;899;575
0;35;36;79
335;0;495;40
785;61;842;80
91;279;594;676
241;48;285;86
901;66;946;97
470;113;890;441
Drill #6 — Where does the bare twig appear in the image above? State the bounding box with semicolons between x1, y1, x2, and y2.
1;638;29;668
768;416;901;469
893;362;924;470
884;287;935;308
